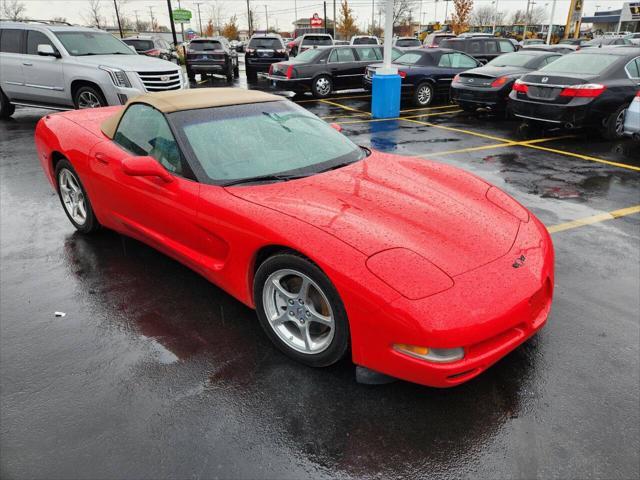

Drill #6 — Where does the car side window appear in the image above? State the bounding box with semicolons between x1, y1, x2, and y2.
357;47;378;61
544;56;560;66
114;104;185;177
438;53;452;67
373;47;383;60
337;48;356;62
626;58;640;79
0;29;23;53
499;40;515;53
469;41;482;54
451;53;479;68
26;30;58;55
485;40;498;54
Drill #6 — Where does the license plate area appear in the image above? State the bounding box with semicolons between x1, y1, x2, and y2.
528;86;561;101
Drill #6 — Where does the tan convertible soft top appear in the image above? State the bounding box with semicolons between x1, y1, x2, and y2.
100;88;282;139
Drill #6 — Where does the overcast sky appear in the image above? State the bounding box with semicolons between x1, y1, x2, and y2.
19;0;629;32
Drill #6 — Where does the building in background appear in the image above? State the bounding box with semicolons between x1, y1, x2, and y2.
582;3;640;34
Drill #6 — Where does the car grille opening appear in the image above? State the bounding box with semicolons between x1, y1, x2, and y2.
136;70;182;92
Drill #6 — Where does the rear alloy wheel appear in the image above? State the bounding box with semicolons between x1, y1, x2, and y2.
254;254;349;367
413;82;434;106
55;159;99;234
601;105;626;140
312;75;332;98
0;89;15;119
73;86;106;109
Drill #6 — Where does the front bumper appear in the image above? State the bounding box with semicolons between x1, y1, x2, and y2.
508;92;596;126
351;215;554;388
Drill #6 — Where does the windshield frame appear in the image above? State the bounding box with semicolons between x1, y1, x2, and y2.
54;31;135;56
168;101;367;186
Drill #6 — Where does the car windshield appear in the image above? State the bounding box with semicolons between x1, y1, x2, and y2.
249;37;283;49
487;53;538;67
123;39;154;51
394;51;425;65
353;37;377;44
54;31;134;56
302;36;333;46
539;53;620;74
170;101;365;184
293;48;325;62
396;38;421;47
190;40;223;51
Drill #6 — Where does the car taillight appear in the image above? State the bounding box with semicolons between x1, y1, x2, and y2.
286;64;294;79
246;48;255;53
276;49;286;53
398;71;406;78
513;79;529;93
559;83;607;98
452;74;461;84
491;76;509;87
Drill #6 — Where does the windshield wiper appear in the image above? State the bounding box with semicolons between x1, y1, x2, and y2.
262;112;292;132
223;172;309;186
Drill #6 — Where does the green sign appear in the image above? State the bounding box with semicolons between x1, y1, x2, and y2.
172;9;192;23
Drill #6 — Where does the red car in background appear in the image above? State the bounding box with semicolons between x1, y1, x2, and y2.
34;88;554;388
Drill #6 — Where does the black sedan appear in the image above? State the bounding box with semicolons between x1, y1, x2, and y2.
451;50;563;114
266;46;402;98
364;48;481;106
509;47;640;139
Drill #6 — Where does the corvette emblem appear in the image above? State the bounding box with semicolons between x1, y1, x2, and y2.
541;77;549;83
512;255;526;268
468;78;474;83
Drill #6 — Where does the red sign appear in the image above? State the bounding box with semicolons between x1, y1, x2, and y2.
310;13;323;28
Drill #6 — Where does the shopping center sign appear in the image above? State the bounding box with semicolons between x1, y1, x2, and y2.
172;9;192;23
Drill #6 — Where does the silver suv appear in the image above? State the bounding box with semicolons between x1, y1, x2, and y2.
0;21;185;118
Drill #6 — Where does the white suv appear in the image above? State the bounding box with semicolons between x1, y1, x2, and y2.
0;21;185;118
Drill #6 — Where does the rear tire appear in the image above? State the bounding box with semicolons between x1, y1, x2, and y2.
226;64;234;83
55;159;100;234
413;82;434;107
246;67;257;81
0;89;15;119
187;68;195;81
601;105;626;140
254;253;350;367
311;75;332;98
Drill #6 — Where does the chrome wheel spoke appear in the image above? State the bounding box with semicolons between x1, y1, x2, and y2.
272;277;296;299
307;307;332;328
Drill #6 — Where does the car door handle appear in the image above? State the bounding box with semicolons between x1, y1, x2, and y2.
95;153;109;165
22;62;33;67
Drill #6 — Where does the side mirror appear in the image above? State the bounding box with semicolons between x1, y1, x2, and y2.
37;44;59;57
121;156;173;183
330;123;342;133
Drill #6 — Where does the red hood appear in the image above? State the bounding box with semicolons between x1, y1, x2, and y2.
227;151;521;276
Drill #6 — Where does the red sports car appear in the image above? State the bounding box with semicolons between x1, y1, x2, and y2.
35;88;554;388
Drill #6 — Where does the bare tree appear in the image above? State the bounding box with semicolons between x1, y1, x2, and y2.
471;4;503;27
1;0;26;20
83;0;104;28
209;0;225;35
379;0;419;27
528;6;547;25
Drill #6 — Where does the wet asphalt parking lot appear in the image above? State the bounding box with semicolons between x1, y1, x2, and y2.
1;61;639;479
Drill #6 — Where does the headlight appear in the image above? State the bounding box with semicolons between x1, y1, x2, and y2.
393;344;465;363
100;66;131;88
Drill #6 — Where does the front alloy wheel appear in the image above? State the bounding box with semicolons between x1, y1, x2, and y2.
254;253;349;367
414;82;434;106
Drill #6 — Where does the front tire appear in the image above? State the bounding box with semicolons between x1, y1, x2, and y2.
413;82;434;107
0;89;15;118
55;159;100;234
73;85;106;109
254;253;349;367
312;75;332;98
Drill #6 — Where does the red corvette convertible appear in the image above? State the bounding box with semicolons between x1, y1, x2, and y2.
35;88;554;388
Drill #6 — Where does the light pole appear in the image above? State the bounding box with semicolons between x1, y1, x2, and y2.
194;2;204;35
264;4;268;31
546;0;557;44
113;0;123;37
492;0;499;35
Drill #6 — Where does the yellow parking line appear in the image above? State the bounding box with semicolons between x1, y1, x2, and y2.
320;113;371;120
523;144;640;172
319;99;370;114
401;118;512;143
422;135;576;157
334;109;462;125
547;205;640;234
400;104;461;113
